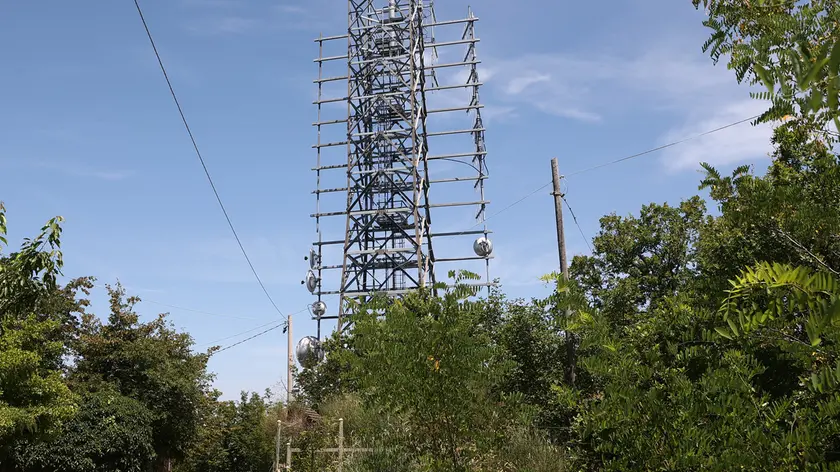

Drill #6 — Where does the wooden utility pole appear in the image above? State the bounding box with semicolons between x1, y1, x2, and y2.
551;158;576;387
274;420;282;472
338;418;345;472
287;316;293;404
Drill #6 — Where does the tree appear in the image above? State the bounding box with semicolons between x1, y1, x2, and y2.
696;123;840;297
570;197;709;320
14;389;156;472
548;116;840;468
72;284;215;470
692;0;840;133
0;203;77;461
176;391;275;472
340;272;529;471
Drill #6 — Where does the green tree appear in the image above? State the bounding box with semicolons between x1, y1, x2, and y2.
72;284;215;470
693;0;840;132
570;197;709;320
0;204;77;461
177;391;275;472
14;389;156;472
697;123;840;297
341;273;529;472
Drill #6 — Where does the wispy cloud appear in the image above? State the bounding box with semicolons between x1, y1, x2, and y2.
181;0;242;7
504;71;551;96
478;47;734;124
275;4;308;15
23;159;135;181
657;99;774;172
186;16;262;35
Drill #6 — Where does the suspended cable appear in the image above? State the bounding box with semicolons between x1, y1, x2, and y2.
132;0;286;322
565;114;761;178
212;322;287;354
142;300;263;322
562;196;594;253
92;283;266;321
200;306;310;350
454;113;761;236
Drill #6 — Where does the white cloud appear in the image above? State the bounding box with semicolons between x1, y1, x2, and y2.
26;159;135;181
275;4;307;14
504;71;551;95
187;16;262;35
478;48;735;124
657;99;774;172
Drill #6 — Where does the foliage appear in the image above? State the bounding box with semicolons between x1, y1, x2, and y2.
570;197;709;319
0;316;77;449
335;271;534;471
14;389;156;472
492;297;568;437
0;204;77;459
294;330;357;409
696;123;840;297
176;391;275;472
692;0;840;134
71;284;216;467
550;117;840;469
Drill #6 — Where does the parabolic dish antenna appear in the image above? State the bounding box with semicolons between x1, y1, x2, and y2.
473;237;493;258
304;270;319;294
296;336;325;368
311;300;326;319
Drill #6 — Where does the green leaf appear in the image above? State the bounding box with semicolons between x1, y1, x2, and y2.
727;317;740;337
715;326;733;340
809;88;824;114
754;62;775;93
829;38;840;76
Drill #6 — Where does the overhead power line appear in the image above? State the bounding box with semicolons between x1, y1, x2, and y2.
213;321;287;354
562;196;594;253
202;306;311;352
456;113;761;235
142;300;264;321
92;283;264;322
132;0;286;322
565;114;762;178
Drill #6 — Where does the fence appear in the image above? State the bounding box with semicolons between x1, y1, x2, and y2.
275;418;372;471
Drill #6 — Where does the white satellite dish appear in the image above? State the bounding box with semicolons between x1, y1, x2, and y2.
308;248;319;269
473;236;493;258
312;300;327;318
304;270;319;293
296;336;325;368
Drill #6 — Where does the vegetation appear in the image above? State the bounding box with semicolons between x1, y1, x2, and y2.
2;1;840;470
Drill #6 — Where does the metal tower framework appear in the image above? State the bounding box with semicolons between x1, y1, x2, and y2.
309;0;492;336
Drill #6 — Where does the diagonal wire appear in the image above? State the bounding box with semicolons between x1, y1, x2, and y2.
132;0;286;322
212;322;287;354
202;306;311;352
565;114;761;178
562;196;594;253
143;300;263;321
200;320;285;348
454;113;761;237
201;307;310;348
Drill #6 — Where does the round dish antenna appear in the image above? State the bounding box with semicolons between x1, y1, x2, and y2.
304;270;319;293
473;236;493;258
296;336;324;368
312;300;327;318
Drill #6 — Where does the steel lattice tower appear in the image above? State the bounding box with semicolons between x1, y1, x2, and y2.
307;0;492;336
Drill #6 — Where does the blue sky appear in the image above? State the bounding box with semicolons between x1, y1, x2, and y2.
0;0;775;400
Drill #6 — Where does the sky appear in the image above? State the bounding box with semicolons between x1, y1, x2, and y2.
0;0;777;400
